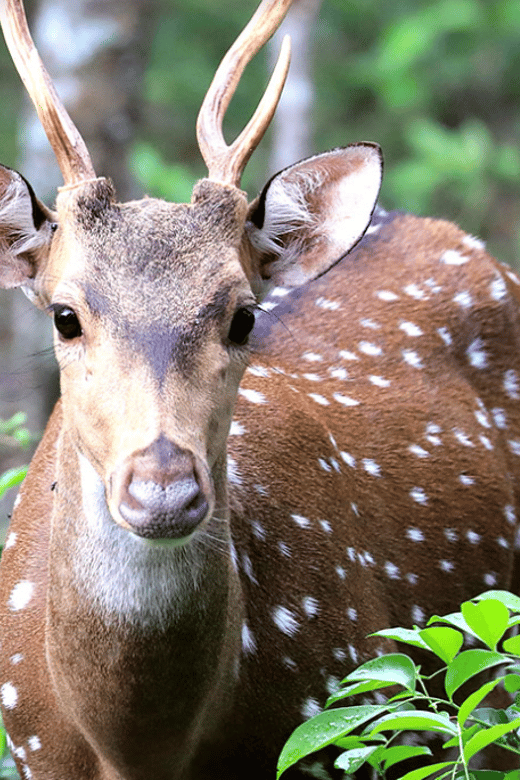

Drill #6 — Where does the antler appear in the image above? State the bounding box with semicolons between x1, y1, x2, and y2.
196;0;293;188
0;0;97;187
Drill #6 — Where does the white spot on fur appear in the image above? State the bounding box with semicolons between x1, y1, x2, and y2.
400;321;423;337
308;393;330;406
278;542;291;557
463;234;485;251
384;561;400;579
301;697;322;720
339;349;359;361
10;653;23;665
27;736;41;752
504;370;520;400
229;421;246;436
316;296;340;311
404;283;426;299
4;532;17;550
492;408;507;429
329;366;348;380
459;475;475;486
359;341;382;356
409;444;429;458
8;581;34;611
347;607;358;621
273;606;300;637
302;597;320;618
238;388;266;404
302;352;323;362
1;682;18;709
410;487;428;505
360;317;381;330
490;274;508;301
484;572;497;586
439;560;454;572
453;290;473;308
333;392;360;407
292;514;311;529
411;605;425;624
466;338;487;369
441;249;468;265
453;429;474;447
242;622;257;655
444;528;458;542
509;439;520;456
227;457;243;485
406;527;424;542
437;327;452;346
340;452;356;468
402;350;423;368
369;375;391;387
362;458;381;477
466;530;481;545
504;505;516;525
377;290;399;301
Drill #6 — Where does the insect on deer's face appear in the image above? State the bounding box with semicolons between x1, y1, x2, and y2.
39;179;257;541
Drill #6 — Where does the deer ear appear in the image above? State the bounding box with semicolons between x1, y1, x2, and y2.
0;165;54;290
246;143;382;294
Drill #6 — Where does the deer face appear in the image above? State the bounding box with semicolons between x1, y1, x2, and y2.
0;143;383;541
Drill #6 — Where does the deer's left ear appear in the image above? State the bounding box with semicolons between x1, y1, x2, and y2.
0;165;54;290
246;143;382;295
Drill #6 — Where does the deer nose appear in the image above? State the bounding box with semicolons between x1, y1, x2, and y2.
111;437;212;540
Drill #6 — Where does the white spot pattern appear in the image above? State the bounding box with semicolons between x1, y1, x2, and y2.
1;682;18;709
8;581;34;612
272;606;300;637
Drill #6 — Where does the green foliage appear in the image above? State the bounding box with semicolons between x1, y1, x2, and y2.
277;592;520;779
132;0;520;266
0;414;31;500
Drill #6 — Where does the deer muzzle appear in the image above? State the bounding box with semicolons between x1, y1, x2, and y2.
109;437;213;541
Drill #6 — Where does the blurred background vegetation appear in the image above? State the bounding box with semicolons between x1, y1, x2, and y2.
1;0;520;535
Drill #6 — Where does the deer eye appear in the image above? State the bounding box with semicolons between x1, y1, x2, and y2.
53;306;82;340
228;307;255;346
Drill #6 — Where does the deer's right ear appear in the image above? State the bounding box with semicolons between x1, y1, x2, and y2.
0;165;54;291
245;143;383;296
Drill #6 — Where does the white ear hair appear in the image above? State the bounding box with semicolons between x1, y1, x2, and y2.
0;173;49;257
246;144;383;292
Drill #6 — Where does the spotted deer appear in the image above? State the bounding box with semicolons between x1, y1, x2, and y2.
0;0;519;778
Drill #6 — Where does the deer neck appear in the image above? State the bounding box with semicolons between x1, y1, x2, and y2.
45;429;244;763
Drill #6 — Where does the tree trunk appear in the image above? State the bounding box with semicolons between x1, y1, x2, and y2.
268;0;321;175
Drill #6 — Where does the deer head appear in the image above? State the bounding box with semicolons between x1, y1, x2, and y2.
0;0;382;542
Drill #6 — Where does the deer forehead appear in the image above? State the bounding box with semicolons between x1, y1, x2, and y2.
49;180;254;328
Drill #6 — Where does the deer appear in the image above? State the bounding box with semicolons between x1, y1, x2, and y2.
0;0;519;777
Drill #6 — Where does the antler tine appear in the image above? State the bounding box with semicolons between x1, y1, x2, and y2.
196;0;293;188
0;0;97;188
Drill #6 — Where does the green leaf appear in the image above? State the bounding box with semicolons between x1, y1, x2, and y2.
0;467;27;500
276;705;388;778
398;761;455;780
382;744;432;770
475;590;520;614
504;635;520;655
419;626;463;663
341;653;417;692
427;611;480;641
334;746;377;772
463;716;520;761
371;627;428;650
461;598;509;650
326;679;396;706
504;673;520;692
369;710;457;738
445;649;506;699
457;677;505;727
